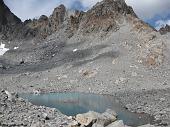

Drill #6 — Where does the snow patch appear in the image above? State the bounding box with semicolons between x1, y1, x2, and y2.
14;47;19;50
0;43;9;56
73;49;78;52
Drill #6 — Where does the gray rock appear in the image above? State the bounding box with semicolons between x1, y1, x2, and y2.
68;120;79;127
42;113;50;120
31;122;44;127
98;112;117;126
138;124;155;127
103;109;118;118
92;123;104;127
106;120;125;127
75;110;117;127
5;90;14;101
75;111;98;126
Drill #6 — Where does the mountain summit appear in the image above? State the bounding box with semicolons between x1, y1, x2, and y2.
159;24;170;34
0;0;21;25
0;0;23;40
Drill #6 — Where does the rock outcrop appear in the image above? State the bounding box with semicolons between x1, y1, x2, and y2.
0;0;21;26
24;4;68;39
159;24;170;35
0;0;36;41
79;0;137;34
0;0;22;40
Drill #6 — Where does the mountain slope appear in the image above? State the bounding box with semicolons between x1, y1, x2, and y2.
0;0;170;126
0;0;164;68
0;0;23;40
0;0;36;41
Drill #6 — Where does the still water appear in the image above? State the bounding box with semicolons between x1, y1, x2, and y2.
20;92;154;127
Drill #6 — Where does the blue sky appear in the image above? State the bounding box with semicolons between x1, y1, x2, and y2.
4;0;170;30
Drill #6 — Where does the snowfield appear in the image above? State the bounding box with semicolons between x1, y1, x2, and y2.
0;43;9;56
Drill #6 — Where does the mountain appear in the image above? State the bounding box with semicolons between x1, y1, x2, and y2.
1;0;164;72
0;0;21;25
24;0;139;39
1;0;170;126
159;24;170;35
0;0;21;39
0;0;164;67
0;0;37;41
0;0;154;40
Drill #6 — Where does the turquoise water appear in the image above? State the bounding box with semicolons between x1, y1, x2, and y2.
20;92;154;127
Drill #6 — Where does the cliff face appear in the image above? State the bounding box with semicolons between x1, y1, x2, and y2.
24;5;68;39
0;0;22;40
0;0;36;40
0;0;21;26
79;0;137;33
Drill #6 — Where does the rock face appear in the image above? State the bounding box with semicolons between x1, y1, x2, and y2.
0;0;35;40
24;4;68;39
79;0;137;33
159;24;170;35
0;0;22;40
0;0;21;26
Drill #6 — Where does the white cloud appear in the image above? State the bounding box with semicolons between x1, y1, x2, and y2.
125;0;170;19
155;20;170;30
81;0;101;8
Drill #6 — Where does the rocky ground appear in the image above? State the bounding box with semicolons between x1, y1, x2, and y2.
0;90;69;127
0;30;170;127
0;0;170;126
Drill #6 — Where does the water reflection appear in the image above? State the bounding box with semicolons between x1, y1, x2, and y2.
20;92;154;126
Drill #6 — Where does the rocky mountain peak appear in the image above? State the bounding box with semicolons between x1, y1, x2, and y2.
0;0;34;41
49;4;66;31
23;0;140;39
93;0;137;16
78;0;137;33
159;24;170;35
0;0;154;41
0;0;21;25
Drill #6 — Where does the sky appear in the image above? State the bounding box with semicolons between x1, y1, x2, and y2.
4;0;170;30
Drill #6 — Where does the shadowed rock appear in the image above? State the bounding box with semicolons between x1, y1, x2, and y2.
159;24;170;35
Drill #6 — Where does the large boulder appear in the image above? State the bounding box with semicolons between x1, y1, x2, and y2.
106;120;125;127
92;123;104;127
75;111;99;126
75;109;117;127
98;109;117;126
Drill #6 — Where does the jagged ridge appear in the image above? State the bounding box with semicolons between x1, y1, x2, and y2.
159;24;170;35
23;0;138;39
